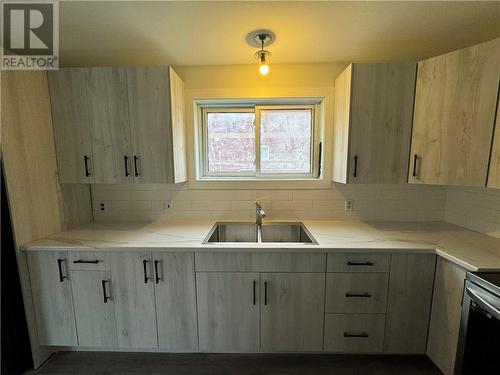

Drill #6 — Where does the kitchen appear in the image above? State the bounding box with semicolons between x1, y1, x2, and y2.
1;1;500;375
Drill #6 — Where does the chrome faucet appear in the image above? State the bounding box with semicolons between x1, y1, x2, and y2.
255;202;266;225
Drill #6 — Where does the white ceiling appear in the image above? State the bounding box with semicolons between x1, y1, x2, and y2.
60;1;500;67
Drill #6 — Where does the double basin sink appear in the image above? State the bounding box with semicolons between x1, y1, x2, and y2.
203;222;318;245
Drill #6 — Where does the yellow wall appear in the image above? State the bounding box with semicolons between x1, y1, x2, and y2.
175;62;348;90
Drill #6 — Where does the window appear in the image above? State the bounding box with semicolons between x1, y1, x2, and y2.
198;101;321;180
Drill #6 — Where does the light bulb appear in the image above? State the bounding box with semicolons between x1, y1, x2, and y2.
259;63;269;75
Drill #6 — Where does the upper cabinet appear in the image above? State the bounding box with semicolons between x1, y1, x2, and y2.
48;66;187;184
333;62;417;184
409;38;500;187
487;98;500;188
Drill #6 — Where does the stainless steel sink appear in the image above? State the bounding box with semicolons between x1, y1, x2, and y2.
203;222;318;245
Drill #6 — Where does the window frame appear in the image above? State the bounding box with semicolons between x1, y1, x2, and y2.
198;101;321;181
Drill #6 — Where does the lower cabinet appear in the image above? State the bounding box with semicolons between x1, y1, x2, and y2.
110;252;198;349
27;251;77;346
261;273;325;351
426;257;467;375
110;252;158;348
27;250;442;355
324;314;385;352
71;270;117;347
196;272;260;351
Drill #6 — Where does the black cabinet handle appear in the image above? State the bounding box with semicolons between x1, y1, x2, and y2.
264;281;268;306
353;155;358;177
412;154;418;177
143;259;150;283
124;155;130;177
154;260;160;284
317;142;322;178
345;292;372;298
102;280;110;303
253;281;256;305
73;259;99;264
344;332;369;338
83;156;91;177
133;156;140;177
57;258;67;282
347;261;374;266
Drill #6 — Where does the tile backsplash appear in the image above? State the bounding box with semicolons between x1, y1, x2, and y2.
91;183;447;223
445;186;500;239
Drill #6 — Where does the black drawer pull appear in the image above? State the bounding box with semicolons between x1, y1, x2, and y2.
345;292;372;298
83;156;91;177
353;155;358;177
124;155;130;177
133;156;140;177
264;281;268;306
57;258;67;282
347;261;374;266
412;154;418;177
344;332;369;338
143;259;150;284
253;281;256;305
102;280;111;303
73;259;99;264
154;260;160;284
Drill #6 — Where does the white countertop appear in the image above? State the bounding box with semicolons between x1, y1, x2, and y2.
21;220;500;272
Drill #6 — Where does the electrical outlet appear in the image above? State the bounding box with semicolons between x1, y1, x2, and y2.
345;199;353;212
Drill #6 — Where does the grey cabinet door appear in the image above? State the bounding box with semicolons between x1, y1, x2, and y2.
348;62;416;184
153;252;198;350
110;252;158;348
86;67;132;183
48;69;94;183
426;257;467;375
196;272;260;351
126;66;172;183
384;253;436;353
27;251;77;346
409;38;500;186
261;273;325;351
71;270;117;347
487;98;500;188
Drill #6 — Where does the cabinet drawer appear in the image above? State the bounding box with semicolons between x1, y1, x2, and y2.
195;252;325;272
68;251;110;271
327;253;390;272
326;273;389;313
324;314;385;352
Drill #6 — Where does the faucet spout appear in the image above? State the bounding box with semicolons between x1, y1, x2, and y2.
255;202;266;225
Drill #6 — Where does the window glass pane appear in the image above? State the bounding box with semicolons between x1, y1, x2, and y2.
260;109;312;173
206;112;256;173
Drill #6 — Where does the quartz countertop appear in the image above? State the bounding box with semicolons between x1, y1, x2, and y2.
21;220;500;272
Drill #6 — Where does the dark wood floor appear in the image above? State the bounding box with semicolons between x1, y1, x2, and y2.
33;352;442;375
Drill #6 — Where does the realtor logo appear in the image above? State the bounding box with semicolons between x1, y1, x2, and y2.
2;1;59;70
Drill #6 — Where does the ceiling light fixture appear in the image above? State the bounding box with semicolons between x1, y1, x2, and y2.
246;30;275;76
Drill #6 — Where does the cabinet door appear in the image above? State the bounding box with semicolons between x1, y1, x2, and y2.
86;67;132;183
384;254;436;353
126;66;172;183
487;98;500;188
71;270;117;347
261;273;325;351
168;66;187;183
27;251;77;346
409;38;500;186
348;63;416;184
110;252;157;348
426;257;467;375
153;252;197;349
48;69;94;183
196;272;260;351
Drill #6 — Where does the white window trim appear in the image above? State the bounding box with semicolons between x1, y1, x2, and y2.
196;98;323;182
